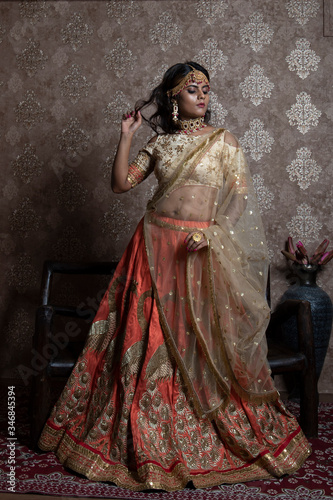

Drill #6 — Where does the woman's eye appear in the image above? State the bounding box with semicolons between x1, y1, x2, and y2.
187;89;196;94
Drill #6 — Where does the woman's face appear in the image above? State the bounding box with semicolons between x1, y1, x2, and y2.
177;81;210;120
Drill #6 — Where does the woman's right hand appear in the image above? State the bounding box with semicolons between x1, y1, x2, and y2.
121;110;142;135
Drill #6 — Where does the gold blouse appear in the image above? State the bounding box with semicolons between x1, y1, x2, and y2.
127;132;236;190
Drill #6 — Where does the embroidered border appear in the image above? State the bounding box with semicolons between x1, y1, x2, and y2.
39;423;311;491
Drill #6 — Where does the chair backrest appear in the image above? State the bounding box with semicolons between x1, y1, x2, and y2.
40;260;118;306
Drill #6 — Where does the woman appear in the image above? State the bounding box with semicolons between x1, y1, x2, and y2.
39;62;311;491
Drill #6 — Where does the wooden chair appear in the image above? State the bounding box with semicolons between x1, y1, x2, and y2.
29;260;318;449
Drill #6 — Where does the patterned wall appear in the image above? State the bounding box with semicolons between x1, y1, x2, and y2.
1;0;332;394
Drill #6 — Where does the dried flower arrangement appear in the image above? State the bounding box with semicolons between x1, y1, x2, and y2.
281;237;333;266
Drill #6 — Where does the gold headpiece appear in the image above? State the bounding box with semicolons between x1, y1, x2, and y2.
167;67;210;97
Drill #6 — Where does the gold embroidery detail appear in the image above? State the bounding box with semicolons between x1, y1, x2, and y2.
137;288;153;333
145;343;173;382
88;319;109;336
121;340;144;376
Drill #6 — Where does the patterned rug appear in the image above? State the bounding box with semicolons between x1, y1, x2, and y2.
0;387;332;499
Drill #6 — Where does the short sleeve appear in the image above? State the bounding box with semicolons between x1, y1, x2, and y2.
127;140;156;188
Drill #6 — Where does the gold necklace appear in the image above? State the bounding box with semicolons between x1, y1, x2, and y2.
176;117;206;134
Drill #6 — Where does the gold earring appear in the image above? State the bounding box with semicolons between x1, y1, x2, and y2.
171;99;179;122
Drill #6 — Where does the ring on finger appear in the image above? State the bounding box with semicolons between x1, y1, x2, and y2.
192;232;203;243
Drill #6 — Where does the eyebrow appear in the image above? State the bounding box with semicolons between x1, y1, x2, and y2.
185;84;210;89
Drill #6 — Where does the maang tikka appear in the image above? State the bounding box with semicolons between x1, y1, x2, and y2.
167;67;210;98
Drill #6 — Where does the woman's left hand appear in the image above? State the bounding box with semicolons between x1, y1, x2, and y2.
184;231;208;252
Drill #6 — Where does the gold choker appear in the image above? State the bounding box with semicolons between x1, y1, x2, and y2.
176;117;206;134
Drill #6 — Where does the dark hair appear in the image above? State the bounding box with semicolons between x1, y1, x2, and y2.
135;61;211;134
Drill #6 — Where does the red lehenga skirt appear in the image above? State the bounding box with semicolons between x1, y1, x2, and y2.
38;216;311;491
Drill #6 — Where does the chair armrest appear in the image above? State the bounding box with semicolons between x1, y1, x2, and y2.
269;299;315;365
270;299;308;324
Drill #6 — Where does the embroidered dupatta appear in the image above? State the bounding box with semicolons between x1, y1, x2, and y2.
143;129;277;418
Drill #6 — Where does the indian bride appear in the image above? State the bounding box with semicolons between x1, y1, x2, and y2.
38;62;311;491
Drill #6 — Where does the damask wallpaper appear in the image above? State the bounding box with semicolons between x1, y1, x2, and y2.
0;0;332;395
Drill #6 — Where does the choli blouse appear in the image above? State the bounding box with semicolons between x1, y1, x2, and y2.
127;131;237;190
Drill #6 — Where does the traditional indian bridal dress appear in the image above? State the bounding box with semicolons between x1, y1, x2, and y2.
39;128;311;491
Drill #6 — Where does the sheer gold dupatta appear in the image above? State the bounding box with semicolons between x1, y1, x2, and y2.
144;129;278;418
